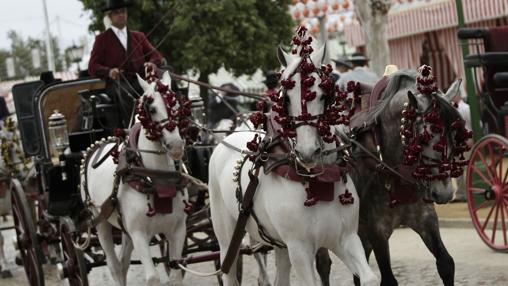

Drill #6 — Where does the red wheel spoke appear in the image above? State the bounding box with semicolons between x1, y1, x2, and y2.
500;201;507;246
470;187;486;194
472;165;495;186
482;202;497;231
487;143;496;169
478;151;497;182
474;199;490;213
491;203;500;243
504;164;508;184
498;149;505;179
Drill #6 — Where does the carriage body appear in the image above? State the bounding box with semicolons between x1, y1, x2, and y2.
10;77;119;285
458;26;508;252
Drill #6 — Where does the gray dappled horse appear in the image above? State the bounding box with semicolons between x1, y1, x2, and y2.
317;69;466;286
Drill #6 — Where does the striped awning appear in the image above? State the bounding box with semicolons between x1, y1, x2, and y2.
345;0;508;47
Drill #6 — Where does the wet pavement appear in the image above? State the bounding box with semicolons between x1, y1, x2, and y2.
1;218;507;286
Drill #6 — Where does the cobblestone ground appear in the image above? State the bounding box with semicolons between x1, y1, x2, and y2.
1;219;507;286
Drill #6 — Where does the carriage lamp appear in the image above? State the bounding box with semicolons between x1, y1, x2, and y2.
48;110;69;181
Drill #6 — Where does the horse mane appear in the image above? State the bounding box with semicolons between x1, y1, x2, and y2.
433;92;465;136
367;69;464;137
367;69;417;122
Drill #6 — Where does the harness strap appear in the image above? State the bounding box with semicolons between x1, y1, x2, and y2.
92;143;116;169
350;138;416;186
220;168;260;274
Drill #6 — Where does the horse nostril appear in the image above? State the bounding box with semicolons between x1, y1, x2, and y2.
314;148;322;155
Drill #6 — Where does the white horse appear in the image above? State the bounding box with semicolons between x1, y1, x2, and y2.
209;43;378;286
81;72;188;286
212;114;254;144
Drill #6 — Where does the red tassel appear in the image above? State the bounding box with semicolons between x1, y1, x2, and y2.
146;203;156;217
183;200;194;215
338;189;354;205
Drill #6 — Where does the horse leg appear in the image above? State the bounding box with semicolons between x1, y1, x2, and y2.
286;242;318;286
273;247;290;286
209;183;239;286
0;231;12;278
250;236;271;286
331;233;378;286
315;248;331;286
96;223;124;286
164;220;186;286
119;233;134;283
367;227;397;286
409;210;454;286
130;231;160;286
353;233;373;286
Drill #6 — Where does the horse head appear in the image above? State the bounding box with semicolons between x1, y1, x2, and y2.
401;67;471;203
136;71;190;160
276;42;329;168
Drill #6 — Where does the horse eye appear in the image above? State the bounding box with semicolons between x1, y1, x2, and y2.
149;106;157;114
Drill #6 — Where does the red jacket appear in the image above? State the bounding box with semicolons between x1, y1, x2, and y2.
88;28;163;81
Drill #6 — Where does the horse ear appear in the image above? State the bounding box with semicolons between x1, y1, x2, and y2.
407;90;418;109
137;74;151;92
161;71;172;87
444;79;462;102
277;46;290;67
310;43;327;66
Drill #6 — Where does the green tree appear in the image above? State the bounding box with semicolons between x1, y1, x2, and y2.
79;0;294;101
1;31;64;80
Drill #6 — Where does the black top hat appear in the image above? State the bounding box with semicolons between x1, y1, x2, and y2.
103;0;132;12
332;57;353;68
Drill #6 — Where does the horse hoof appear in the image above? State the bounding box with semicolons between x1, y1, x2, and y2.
1;270;13;278
15;253;22;266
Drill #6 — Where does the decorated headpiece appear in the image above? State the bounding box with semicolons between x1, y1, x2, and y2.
400;65;472;181
248;26;360;153
135;68;191;141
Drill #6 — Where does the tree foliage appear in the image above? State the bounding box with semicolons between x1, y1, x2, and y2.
79;0;294;78
0;31;64;80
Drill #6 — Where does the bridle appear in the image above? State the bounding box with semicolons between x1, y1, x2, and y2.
400;66;472;182
136;69;191;143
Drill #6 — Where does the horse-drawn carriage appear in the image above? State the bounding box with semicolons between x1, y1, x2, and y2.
2;25;482;286
7;72;253;286
458;26;508;252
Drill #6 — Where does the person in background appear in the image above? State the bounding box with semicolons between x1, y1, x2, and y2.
264;71;279;94
337;52;379;88
452;89;472;202
88;0;163;127
332;57;353;83
208;83;240;127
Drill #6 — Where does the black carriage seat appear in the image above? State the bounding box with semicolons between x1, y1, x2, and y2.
458;26;508;134
493;72;508;89
78;88;120;132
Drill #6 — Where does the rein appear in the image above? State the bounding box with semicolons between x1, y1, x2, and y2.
350;138;418;187
165;71;267;101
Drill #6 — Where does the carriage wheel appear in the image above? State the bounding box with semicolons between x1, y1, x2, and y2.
466;134;508;252
10;178;45;286
215;254;243;286
59;216;89;286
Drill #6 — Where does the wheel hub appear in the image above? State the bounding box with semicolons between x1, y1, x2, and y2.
484;187;496;200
